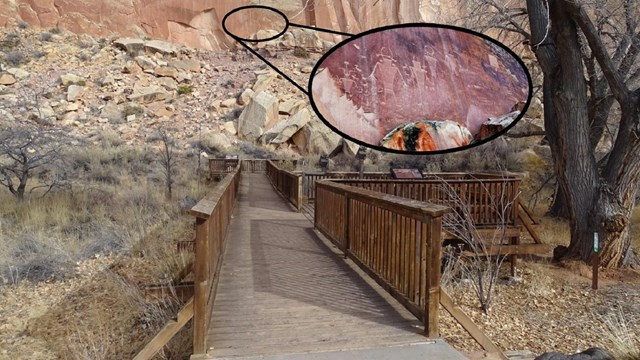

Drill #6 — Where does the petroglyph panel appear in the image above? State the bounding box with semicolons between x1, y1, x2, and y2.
310;25;530;152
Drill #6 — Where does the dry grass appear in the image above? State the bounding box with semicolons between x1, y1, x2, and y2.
0;142;203;359
600;307;640;360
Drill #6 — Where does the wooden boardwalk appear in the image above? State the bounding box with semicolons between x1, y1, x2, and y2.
200;173;435;358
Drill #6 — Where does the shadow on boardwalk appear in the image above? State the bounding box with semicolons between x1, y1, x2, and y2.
207;174;426;358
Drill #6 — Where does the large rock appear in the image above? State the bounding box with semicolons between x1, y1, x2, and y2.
7;68;30;79
292;118;342;154
526;97;544;119
67;85;85;102
144;40;177;55
0;74;16;85
237;88;254;106
380;120;474;152
135;55;157;71
476;111;521;141
114;38;144;54
279;99;306;115
60;74;84;86
261;108;311;145
129;85;174;103
237;91;278;141
170;59;201;73
253;71;277;92
99;104;123;122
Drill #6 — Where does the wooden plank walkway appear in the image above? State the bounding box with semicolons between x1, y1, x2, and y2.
200;173;437;358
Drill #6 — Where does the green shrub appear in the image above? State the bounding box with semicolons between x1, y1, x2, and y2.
293;46;310;58
177;85;193;95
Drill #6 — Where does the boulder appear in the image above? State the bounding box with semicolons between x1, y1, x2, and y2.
476;111;521;141
114;38;145;54
129;85;174;103
154;66;178;79
144;40;177;55
169;59;201;73
223;121;237;135
279;99;306;115
261;108;311;145
237;91;278;141
60;73;84;86
0;74;16;85
253;71;277;92
292;119;341;154
204;132;232;150
381;120;474;152
135;55;157;71
67;85;85;102
100;104;123;122
157;77;178;90
221;98;237;108
526;97;543;119
237;88;254;106
7;67;30;79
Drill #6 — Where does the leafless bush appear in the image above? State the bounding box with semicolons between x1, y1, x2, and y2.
0;126;73;201
431;174;520;313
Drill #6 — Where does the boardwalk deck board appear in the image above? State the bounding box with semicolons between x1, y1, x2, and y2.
202;174;436;358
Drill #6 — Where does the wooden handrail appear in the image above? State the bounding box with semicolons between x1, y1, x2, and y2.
191;162;242;354
265;160;303;211
314;180;450;337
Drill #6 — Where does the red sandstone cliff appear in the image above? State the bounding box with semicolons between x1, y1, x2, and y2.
0;0;461;49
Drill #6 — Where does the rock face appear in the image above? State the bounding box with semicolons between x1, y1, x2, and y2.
311;26;529;148
0;1;463;50
476;110;521;141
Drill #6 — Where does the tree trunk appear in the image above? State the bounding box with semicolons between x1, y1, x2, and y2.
548;183;570;218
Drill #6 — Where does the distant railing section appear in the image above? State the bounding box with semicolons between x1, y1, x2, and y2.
314;180;450;337
331;175;521;227
190;162;242;354
241;159;268;173
301;172;390;200
208;158;240;177
266;160;303;210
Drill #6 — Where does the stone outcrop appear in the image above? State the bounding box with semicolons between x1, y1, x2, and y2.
260;108;310;145
476;111;521;141
237;91;278;141
380;120;474;152
0;0;463;50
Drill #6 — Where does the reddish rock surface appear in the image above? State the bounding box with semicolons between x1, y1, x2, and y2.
311;27;529;148
0;0;463;50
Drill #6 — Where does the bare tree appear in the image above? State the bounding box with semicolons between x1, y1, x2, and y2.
157;128;176;200
458;0;640;268
0;126;70;201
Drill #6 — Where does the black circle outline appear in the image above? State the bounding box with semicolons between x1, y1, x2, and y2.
307;23;534;155
222;5;290;43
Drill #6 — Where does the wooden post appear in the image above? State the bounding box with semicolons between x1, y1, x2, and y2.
297;175;303;211
344;194;350;258
193;217;209;354
425;214;441;338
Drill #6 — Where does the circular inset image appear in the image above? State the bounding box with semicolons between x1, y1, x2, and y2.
309;24;532;154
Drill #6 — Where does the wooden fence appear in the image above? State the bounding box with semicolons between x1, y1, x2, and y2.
266;160;303;210
190;162;242;354
208;158;240;177
314;180;450;337
331;175;521;227
302;172;390;200
241;159;267;173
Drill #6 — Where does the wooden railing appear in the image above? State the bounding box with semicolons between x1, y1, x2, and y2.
208;158;240;177
314;180;450;337
301;172;390;200
241;159;267;173
266;160;303;210
331;175;521;227
190;162;242;354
